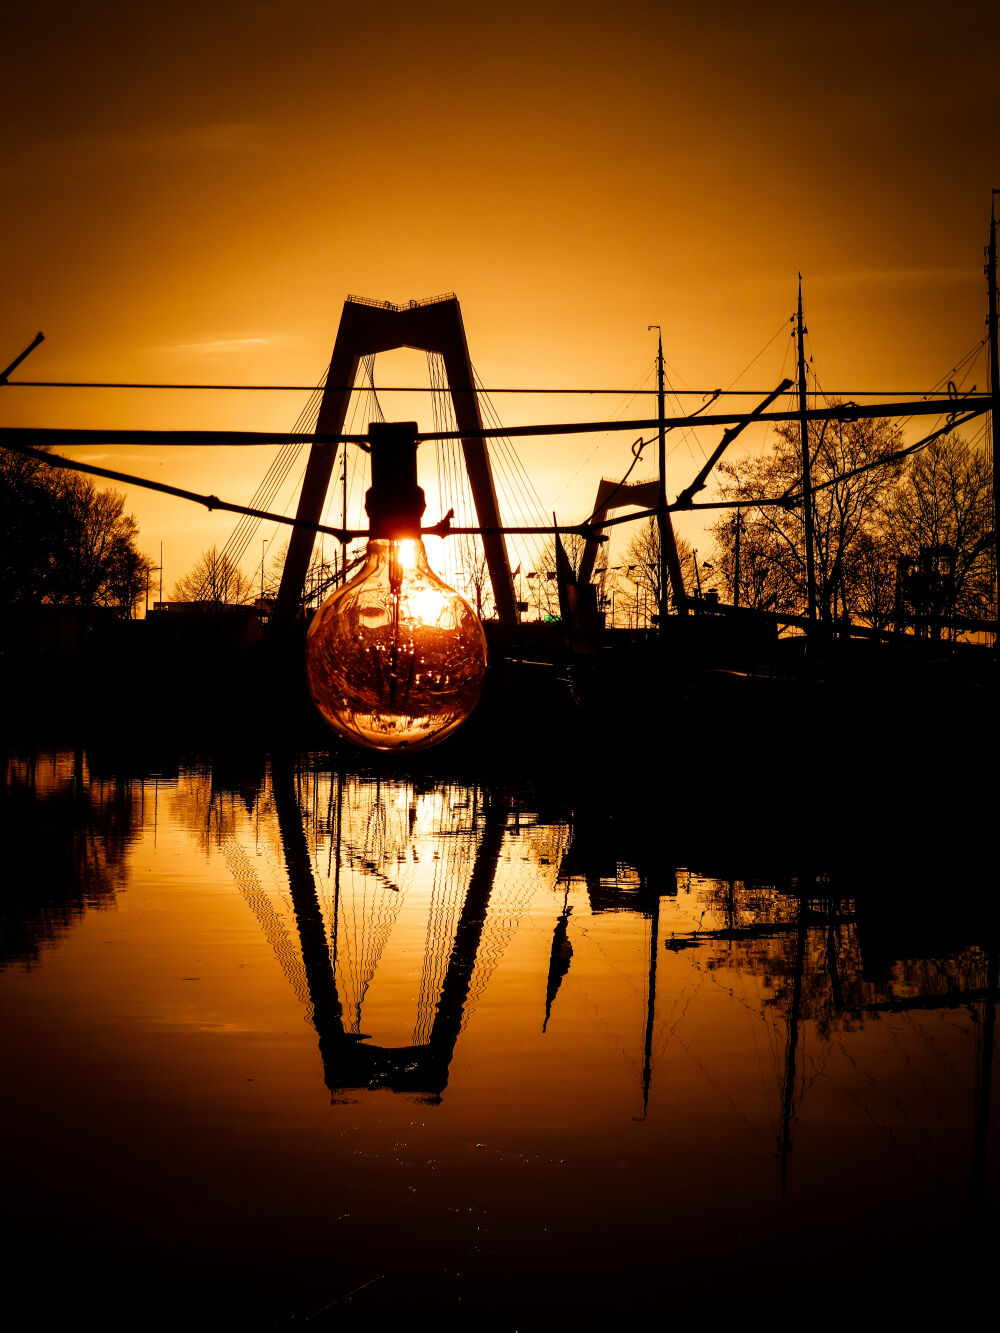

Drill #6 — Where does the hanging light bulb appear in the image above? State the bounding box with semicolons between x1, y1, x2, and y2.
306;422;487;751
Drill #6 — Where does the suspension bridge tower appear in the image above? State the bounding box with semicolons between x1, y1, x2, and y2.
273;294;518;628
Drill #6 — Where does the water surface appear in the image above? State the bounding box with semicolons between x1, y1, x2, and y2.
1;748;995;1328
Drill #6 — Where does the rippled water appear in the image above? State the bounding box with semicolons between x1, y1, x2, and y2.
1;747;996;1329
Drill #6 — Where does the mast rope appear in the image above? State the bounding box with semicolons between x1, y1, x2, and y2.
661;360;712;467
553;359;658;506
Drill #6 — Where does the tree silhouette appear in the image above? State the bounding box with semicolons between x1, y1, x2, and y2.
711;412;904;621
710;420;991;633
172;546;255;605
461;542;494;620
885;434;993;631
0;447;152;613
618;518;694;625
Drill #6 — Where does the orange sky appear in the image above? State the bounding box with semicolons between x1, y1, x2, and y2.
2;0;997;595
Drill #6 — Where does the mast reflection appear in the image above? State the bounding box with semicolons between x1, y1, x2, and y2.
667;874;999;1220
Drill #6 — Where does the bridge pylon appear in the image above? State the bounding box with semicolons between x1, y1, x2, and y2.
274;294;518;628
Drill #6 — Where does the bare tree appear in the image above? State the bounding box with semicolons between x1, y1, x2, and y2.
523;568;559;620
0;449;152;614
884;433;993;630
461;542;494;620
0;447;66;607
710;510;788;612
619;518;694;624
172;546;255;605
259;539;368;609
850;532;897;631
711;412;904;622
60;480;154;612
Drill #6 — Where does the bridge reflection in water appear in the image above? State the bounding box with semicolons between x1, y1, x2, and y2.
270;760;512;1102
0;748;996;1327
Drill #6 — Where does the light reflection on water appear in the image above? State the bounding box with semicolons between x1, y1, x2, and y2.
1;747;996;1328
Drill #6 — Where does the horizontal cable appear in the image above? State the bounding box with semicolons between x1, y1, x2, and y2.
0;395;991;454
2;379;973;398
0;426;366;448
6;397;985;540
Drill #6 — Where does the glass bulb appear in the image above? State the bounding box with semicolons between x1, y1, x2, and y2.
306;538;487;751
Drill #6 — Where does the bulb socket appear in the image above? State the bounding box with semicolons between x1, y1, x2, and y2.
365;422;427;539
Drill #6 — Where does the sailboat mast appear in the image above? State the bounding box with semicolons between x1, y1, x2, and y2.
796;277;817;623
656;329;668;627
650;325;688;619
779;895;809;1199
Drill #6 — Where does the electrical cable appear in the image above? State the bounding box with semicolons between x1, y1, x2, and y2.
5;378;969;397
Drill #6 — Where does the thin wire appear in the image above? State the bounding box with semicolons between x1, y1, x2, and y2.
363;354;385;424
209;370;327;596
315;370;372;580
553;359;658;504
723;320;793;392
471;366;552;579
474;369;552;521
662;365;711;465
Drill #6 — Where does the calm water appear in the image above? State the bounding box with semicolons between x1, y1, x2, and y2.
1;747;996;1329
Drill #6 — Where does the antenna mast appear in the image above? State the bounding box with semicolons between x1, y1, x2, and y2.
796;278;817;622
656;326;668;625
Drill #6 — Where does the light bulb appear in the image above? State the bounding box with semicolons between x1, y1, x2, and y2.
306;421;489;751
307;537;487;751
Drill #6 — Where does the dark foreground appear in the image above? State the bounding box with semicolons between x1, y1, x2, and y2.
1;699;997;1329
